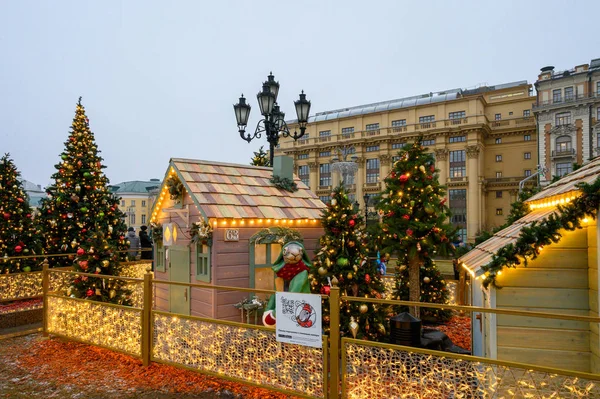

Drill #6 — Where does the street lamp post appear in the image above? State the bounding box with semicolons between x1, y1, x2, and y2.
363;193;369;227
234;72;311;166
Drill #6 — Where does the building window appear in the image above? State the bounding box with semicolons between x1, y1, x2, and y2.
365;145;379;152
130;200;135;206
422;139;435;146
392;119;407;129
495;113;501;120
496;191;502;198
553;89;562;103
344;171;355;185
155;242;165;272
130;214;136;225
196;243;211;282
495;138;502;144
448;111;466;120
496;171;503;179
496;208;503;216
392;155;401;163
524;134;531;141
341;127;354;138
495;155;502;162
597;81;600;96
523;110;530;117
366;158;380;183
524;152;531;159
449;150;466;177
141;200;146;207
298;165;310;186
449;189;467;243
298;133;310;142
319;195;330;203
297;153;308;160
449;135;466;143
121;200;125;206
509;112;513;116
564;87;574;101
141;215;146;224
524;169;532;177
556;162;572;177
597;107;600;121
391;142;404;149
555;112;571;126
556;135;572;153
251;242;282;292
319;151;331;157
319;164;331;187
319;130;331;137
366;123;380;133
419;115;435;123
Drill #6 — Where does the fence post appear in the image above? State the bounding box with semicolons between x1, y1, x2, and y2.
42;258;49;337
141;267;153;366
458;269;466;306
329;277;340;399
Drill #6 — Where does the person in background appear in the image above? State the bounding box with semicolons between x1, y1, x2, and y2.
139;225;153;260
127;227;141;260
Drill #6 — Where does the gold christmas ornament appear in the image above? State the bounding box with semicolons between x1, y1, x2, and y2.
318;267;328;276
359;304;368;314
377;323;386;335
349;317;359;338
109;289;116;299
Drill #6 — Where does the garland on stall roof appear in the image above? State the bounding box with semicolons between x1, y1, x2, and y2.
189;219;213;245
166;176;184;200
270;175;298;193
480;176;600;288
250;226;303;246
150;222;163;242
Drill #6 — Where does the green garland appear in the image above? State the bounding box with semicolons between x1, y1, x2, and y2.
480;177;600;288
166;176;184;200
270;175;298;193
150;222;163;242
189;219;213;245
250;226;303;246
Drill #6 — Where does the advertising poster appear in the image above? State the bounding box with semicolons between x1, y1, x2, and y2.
275;292;322;348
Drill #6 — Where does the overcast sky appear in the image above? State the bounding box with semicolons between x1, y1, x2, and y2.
1;0;599;187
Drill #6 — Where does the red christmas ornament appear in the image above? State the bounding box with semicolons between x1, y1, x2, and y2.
391;171;396;178
349;219;355;227
26;214;31;218
399;174;409;183
15;245;23;253
402;214;410;220
17;198;24;203
3;212;10;220
320;285;331;295
79;260;88;270
77;248;85;256
440;198;447;206
430;165;435;172
407;229;413;236
86;289;94;297
365;274;371;284
82;228;87;233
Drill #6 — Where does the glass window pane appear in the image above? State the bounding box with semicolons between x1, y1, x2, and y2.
254;244;267;265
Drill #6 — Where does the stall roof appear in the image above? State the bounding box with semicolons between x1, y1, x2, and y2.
165;158;326;220
460;156;600;276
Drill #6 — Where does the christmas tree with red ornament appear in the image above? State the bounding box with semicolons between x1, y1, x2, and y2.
0;154;43;273
374;136;455;320
309;185;388;340
69;231;132;305
38;98;129;280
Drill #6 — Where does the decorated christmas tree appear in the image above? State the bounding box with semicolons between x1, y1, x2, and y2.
38;98;129;267
69;231;131;305
374;137;455;319
310;185;388;340
250;145;270;167
0;154;43;273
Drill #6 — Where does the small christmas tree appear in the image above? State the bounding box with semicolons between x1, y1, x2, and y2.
0;154;43;273
38;98;129;266
310;185;388;340
69;231;131;305
250;145;270;167
374;137;455;319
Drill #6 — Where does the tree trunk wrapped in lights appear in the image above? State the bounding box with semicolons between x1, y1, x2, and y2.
0;154;43;273
374;137;455;320
309;185;389;340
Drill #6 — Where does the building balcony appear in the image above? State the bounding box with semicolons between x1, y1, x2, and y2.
490;117;534;129
533;92;598;111
444;118;468;126
551;148;576;159
485;176;533;186
363;182;381;191
446;176;468;186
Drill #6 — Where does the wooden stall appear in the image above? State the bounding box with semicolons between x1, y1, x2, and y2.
149;156;325;321
459;158;600;373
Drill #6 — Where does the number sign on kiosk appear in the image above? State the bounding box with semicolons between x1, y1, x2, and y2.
275;292;322;348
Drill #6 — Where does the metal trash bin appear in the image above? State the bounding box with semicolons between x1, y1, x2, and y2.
389;312;421;347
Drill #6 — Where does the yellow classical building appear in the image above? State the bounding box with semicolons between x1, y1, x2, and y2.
110;179;161;231
276;81;537;243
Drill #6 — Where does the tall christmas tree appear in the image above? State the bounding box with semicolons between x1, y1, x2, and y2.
374;137;455;319
69;231;131;305
250;145;270;167
0;154;43;273
38;98;129;267
310;185;388;340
